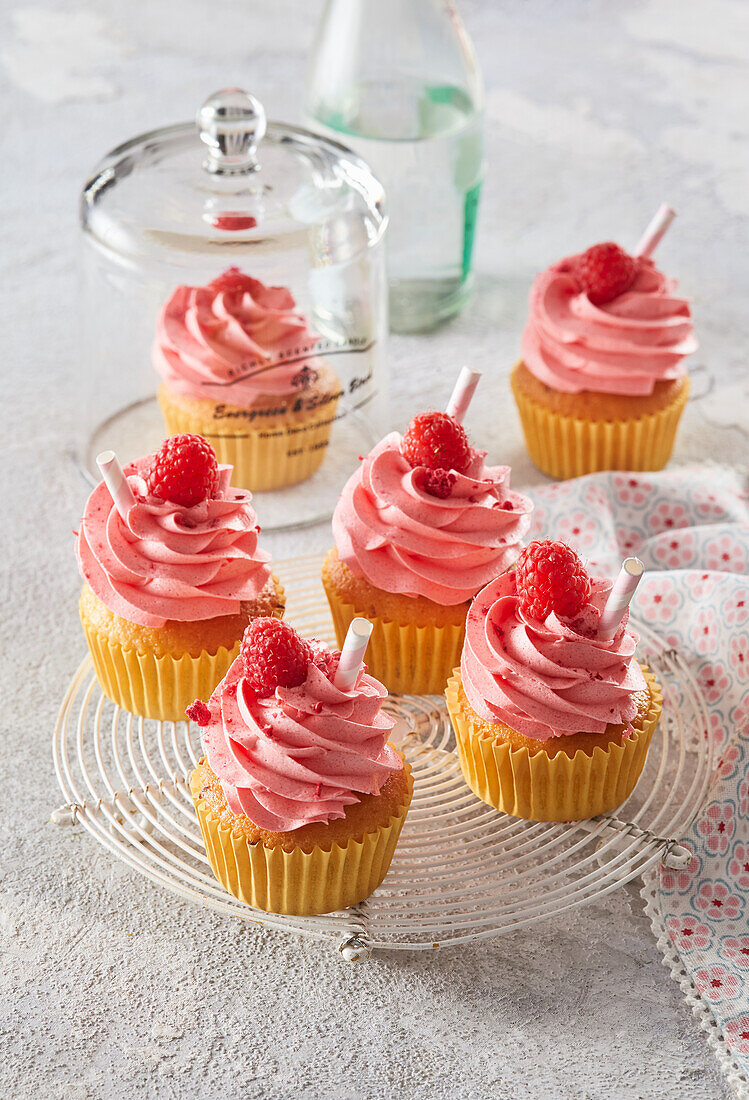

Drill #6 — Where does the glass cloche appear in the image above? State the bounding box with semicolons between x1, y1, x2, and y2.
79;88;388;529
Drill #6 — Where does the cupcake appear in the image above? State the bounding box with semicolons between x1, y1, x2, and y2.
323;408;533;694
445;540;663;821
189;618;413;915
76;434;284;721
512;238;696;478
153;267;341;492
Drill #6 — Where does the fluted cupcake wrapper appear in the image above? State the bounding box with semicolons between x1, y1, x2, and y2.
511;371;690;480
190;762;413;915
445;667;663;821
158;386;339;492
323;584;466;695
81;623;238;722
80;582;284;722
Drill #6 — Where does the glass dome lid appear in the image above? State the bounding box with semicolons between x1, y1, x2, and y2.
82;88;387;272
77;89;389;532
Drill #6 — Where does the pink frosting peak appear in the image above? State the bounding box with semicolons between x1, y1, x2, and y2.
332;433;533;605
76;458;271;628
521;254;697;396
461;571;647;741
200;644;401;831
152;267;323;405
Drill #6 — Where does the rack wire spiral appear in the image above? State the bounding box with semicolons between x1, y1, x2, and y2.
52;555;712;958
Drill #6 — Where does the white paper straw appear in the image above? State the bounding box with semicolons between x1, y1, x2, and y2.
634;204;676;258
598;558;645;640
334;617;373;692
96;450;136;522
445;367;481;424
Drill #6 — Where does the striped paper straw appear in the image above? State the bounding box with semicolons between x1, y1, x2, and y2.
334;617;373;692
635;204;676;258
96;450;136;522
445;367;481;424
598;558;645;640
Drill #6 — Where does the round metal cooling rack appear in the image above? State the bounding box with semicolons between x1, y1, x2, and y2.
52;554;712;959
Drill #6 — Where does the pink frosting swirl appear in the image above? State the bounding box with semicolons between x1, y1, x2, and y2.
461;571;647;741
332;433;533;605
521;255;697;396
201;645;401;831
152;268;323;405
76;459;271;628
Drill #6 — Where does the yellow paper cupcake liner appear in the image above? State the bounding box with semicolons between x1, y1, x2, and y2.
82;621;239;722
323;583;466;695
511;372;690;479
80;581;285;722
190;760;413;915
158;386;339;492
445;667;663;821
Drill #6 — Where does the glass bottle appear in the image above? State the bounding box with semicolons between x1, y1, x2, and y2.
305;0;483;333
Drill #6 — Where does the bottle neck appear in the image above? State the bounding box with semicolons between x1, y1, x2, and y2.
307;0;482;132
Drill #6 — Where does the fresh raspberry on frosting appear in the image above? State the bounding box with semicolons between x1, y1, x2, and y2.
402;412;471;475
240;618;313;697
147;434;220;508
515;540;591;621
573;242;636;305
208;265;257;294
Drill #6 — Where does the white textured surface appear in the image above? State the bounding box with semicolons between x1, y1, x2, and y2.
2;1;746;1096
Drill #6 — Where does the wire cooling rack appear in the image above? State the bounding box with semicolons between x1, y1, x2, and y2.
52;554;712;959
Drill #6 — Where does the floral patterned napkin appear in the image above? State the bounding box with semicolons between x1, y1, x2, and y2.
524;464;749;1077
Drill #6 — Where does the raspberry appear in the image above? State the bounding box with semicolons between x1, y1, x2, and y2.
186;699;212;726
327;651;344;679
309;640;341;681
310;641;342;682
147;434;220;508
240;618;312;697
515;540;591;621
415;468;457;499
320;650;341;681
573;242;636;305
209;266;256;294
402;412;471;473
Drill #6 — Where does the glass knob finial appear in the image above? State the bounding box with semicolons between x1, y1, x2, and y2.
197;88;266;175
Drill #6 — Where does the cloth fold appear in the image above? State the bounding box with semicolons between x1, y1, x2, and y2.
525;465;749;1077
